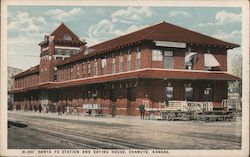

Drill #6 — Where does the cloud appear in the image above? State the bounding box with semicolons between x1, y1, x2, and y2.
47;8;83;21
215;10;241;24
198;22;214;27
212;30;241;41
87;19;122;38
169;11;190;17
85;6;153;46
198;10;241;27
111;6;153;24
8;35;42;70
8;11;47;34
86;18;149;46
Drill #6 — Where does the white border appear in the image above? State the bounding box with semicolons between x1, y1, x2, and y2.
1;0;249;157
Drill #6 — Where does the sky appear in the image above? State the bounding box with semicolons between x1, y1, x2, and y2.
7;6;242;73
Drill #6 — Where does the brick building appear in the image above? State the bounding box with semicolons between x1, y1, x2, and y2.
8;66;23;110
11;21;240;115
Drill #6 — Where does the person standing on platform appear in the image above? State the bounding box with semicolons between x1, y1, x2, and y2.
38;104;42;113
111;103;116;117
57;104;61;116
139;102;145;120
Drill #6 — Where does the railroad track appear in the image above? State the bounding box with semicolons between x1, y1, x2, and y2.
8;113;241;149
8;122;98;149
8;118;151;149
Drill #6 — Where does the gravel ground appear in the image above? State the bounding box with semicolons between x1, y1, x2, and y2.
8;111;241;149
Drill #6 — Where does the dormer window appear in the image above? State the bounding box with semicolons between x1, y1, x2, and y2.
63;34;72;41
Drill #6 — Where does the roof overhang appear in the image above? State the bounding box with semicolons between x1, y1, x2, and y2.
10;69;240;93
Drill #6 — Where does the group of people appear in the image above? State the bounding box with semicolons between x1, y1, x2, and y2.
14;103;42;112
13;102;147;119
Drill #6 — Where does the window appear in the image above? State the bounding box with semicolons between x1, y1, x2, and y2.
112;54;115;73
55;49;62;55
204;84;212;102
184;83;193;101
101;57;107;75
185;52;197;70
94;59;98;76
136;47;141;70
165;85;173;105
70;65;73;79
127;50;131;71
204;53;220;71
72;49;79;55
64;49;70;56
152;50;163;61
164;51;173;69
82;63;85;78
119;53;123;72
63;34;72;41
65;66;68;80
185;48;197;70
88;62;91;77
76;64;79;78
61;68;64;80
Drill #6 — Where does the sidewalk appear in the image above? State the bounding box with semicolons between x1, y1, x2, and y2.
8;110;157;125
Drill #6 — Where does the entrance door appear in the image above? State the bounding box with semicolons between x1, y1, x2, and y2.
165;86;173;105
204;86;213;102
40;90;48;111
127;87;135;115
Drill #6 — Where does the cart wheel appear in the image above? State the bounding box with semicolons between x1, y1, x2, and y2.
229;113;236;122
167;113;175;121
209;117;215;122
181;113;190;121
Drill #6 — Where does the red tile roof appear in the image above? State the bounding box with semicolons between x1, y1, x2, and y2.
56;21;240;66
90;21;239;52
13;65;39;78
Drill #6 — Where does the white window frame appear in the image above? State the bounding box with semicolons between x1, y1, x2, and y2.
136;47;141;70
164;51;174;69
94;60;98;76
119;53;123;72
112;55;116;73
152;49;163;61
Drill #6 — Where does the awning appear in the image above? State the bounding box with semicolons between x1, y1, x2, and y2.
185;52;197;63
204;54;220;67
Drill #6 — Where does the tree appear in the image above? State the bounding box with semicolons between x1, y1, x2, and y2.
228;54;242;96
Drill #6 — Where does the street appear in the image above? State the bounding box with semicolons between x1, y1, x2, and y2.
8;111;241;149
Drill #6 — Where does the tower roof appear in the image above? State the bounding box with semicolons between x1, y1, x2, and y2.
51;23;80;42
39;22;84;45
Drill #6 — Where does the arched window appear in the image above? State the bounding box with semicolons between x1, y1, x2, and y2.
63;34;72;41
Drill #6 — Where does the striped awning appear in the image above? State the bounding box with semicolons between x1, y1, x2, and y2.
204;54;220;67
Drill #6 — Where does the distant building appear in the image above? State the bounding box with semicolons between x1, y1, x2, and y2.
11;22;240;115
8;66;23;109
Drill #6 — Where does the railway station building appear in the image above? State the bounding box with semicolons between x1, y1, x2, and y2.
11;21;240;115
